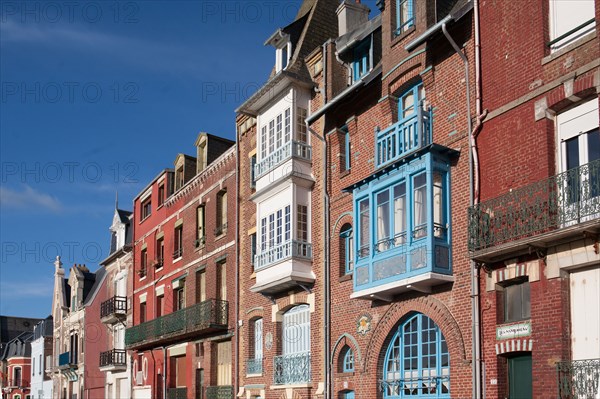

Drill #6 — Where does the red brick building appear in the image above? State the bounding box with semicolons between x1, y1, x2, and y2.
126;133;236;399
1;332;33;399
471;1;600;398
304;0;478;398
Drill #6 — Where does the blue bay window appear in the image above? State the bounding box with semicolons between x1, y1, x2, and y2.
381;313;450;398
350;149;453;298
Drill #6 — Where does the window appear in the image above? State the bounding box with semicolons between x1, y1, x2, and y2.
340;346;354;373
39;354;42;375
156;295;164;317
171;356;186;387
358;198;370;259
352;40;371;82
340;126;351;172
216;190;227;235
13;367;22;386
398;83;425;121
282;305;310;356
174;283;185;311
218;262;227;300
504;281;531;323
260;206;291;250
217;340;232;386
195;269;206;303
173;225;183;259
140;301;146;323
158;184;165;206
297;205;308;242
140;249;147;276
250;233;257;266
382;313;449;398
259;108;293;159
32;357;35;376
156;238;164;268
250;155;257;189
395;0;414;35
141;198;151;220
557;99;599;212
196;205;206;246
175;166;184;191
340;224;354;275
296;108;308;143
276;41;292;72
548;0;596;51
254;318;263;362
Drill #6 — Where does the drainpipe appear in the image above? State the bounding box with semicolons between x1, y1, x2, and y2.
234;138;240;397
440;23;480;399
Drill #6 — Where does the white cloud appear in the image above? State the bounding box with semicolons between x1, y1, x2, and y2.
0;185;63;212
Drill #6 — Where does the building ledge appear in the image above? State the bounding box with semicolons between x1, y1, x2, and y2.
250;274;315;295
269;383;312;390
351;272;454;301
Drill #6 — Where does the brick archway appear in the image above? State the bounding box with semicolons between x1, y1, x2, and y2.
363;296;467;375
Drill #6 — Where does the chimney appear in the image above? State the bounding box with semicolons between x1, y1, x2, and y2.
336;0;370;36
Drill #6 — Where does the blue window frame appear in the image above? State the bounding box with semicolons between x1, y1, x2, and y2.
398;83;423;120
382;313;449;398
395;0;414;36
340;391;355;399
340;225;354;275
340;346;354;372
353;151;451;292
352;40;371;82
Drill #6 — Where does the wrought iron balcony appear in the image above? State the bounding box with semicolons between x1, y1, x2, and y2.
557;358;600;399
254;240;313;271
125;299;228;349
375;107;432;169
273;352;311;385
99;349;126;370
166;387;187;399
468;160;600;258
206;385;234;399
172;247;183;259
255;140;312;179
379;375;450;397
246;358;263;375
58;351;77;369
100;296;127;323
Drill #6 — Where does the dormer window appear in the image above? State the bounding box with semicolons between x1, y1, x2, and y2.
352;38;372;82
276;41;292;72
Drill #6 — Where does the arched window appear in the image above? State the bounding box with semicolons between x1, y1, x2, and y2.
382;313;449;398
340;346;354;373
340;224;353;275
275;304;310;384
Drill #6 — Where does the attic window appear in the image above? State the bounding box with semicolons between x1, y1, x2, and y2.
276;40;292;72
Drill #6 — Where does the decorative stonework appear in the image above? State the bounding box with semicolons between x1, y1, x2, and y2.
265;332;273;351
495;339;533;355
356;313;372;336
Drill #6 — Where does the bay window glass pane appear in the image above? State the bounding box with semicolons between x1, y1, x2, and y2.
433;172;444;238
413;173;427;238
261;126;267;158
402;90;415;118
359;199;370;258
393;183;406;245
269;120;275;153
285;206;291;241
284;109;291;142
376;191;390;252
276;114;283;149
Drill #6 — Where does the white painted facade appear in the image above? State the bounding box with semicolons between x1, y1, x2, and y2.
30;319;53;399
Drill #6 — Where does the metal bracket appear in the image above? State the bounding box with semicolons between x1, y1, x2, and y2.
296;283;312;294
528;244;547;262
260;293;276;305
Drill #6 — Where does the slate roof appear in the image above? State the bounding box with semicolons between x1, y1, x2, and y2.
0;332;33;361
0;316;41;345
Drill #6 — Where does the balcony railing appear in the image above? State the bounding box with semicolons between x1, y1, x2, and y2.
58;351;76;368
273;352;311;385
379;375;450;397
99;349;126;368
375;107;432;169
100;296;127;320
125;299;228;348
246;358;263;375
557;358;600;399
206;385;234;399
254;240;313;271
468;160;600;252
172;247;183;259
255;140;312;179
166;388;187;399
214;223;228;236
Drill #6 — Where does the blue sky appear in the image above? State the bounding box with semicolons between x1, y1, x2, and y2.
0;0;380;318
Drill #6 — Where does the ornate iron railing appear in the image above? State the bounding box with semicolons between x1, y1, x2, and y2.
255;140;312;178
125;299;228;348
379;375;451;396
468;159;600;251
375;106;432;169
557;358;600;399
99;349;126;368
206;385;234;399
273;352;311;385
254;240;313;270
166;387;187;399
172;248;183;259
100;296;127;319
246;358;263;375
